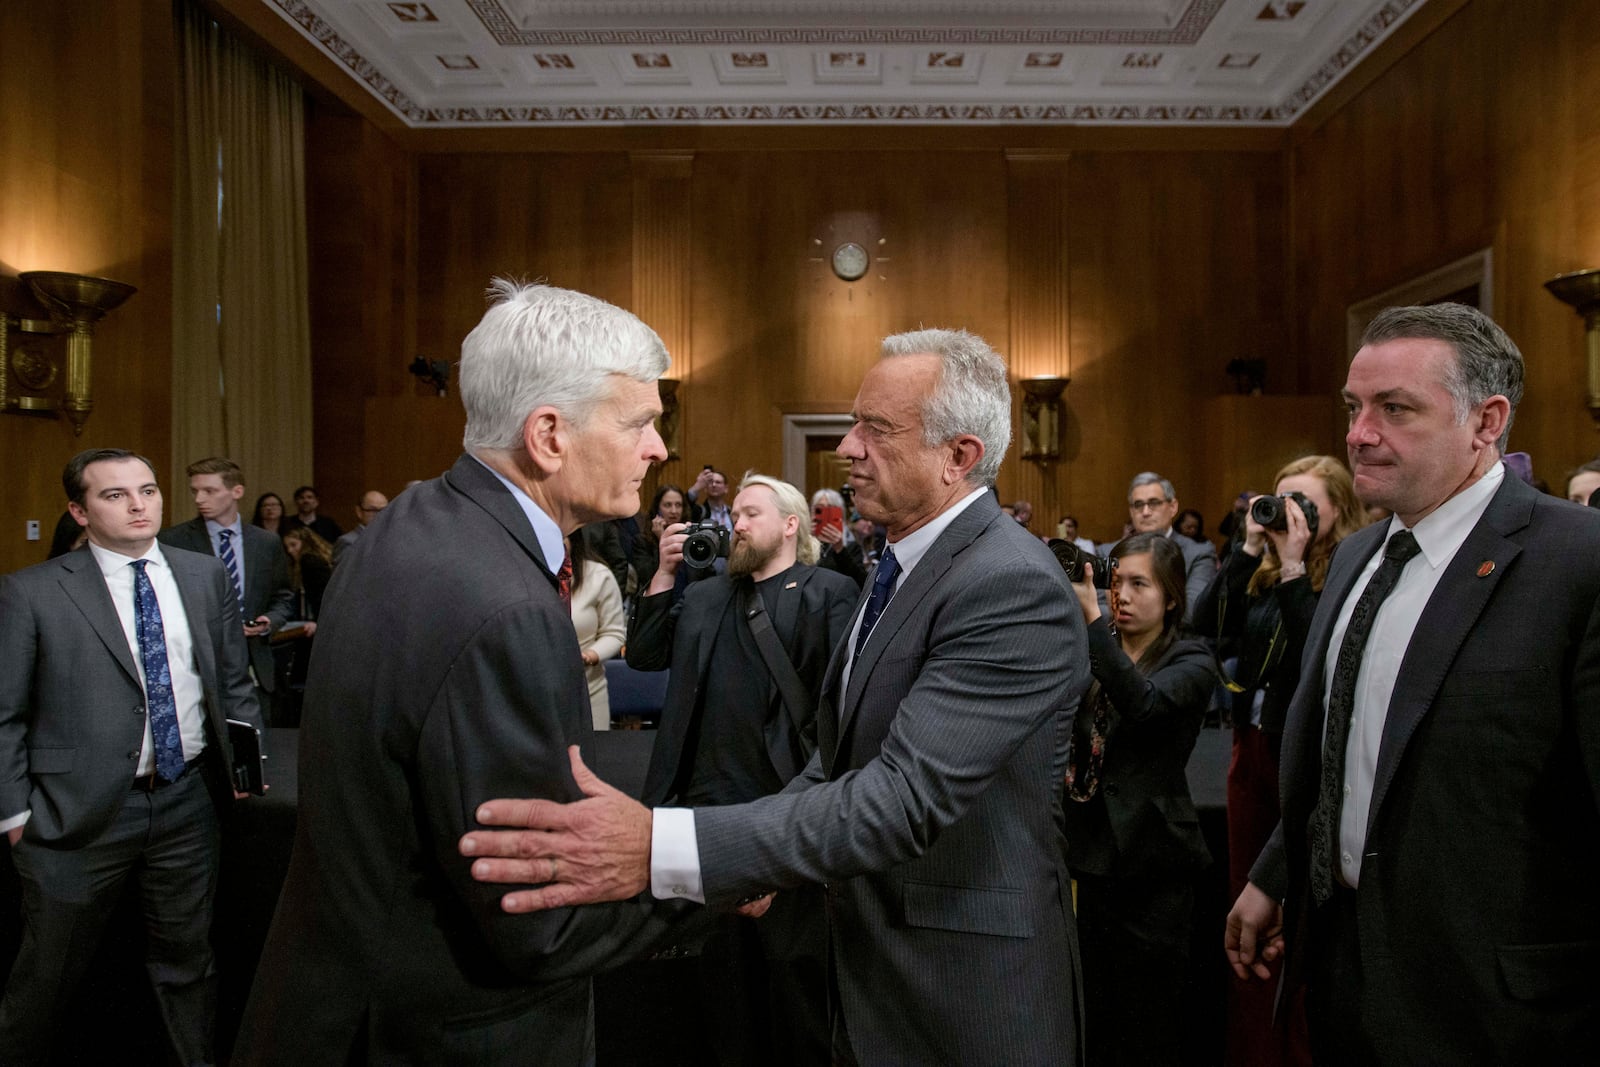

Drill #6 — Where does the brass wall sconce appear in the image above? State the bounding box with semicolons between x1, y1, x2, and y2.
1020;376;1069;461
1;271;137;435
657;377;681;460
1545;269;1600;427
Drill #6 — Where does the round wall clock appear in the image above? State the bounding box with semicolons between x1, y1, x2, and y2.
831;242;870;282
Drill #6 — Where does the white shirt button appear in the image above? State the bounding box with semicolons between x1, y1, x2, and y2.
1343;784;1351;797
671;884;687;897
1341;852;1353;866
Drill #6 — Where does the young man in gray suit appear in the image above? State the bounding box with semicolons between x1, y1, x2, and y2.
158;457;295;720
465;329;1093;1065
1226;304;1600;1062
0;448;262;1064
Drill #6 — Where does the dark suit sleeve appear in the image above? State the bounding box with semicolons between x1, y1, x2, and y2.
1191;546;1258;643
625;588;679;671
417;598;689;979
1086;621;1215;727
0;575;38;820
262;539;294;628
208;563;265;738
1183;541;1219;625
1248;820;1289;901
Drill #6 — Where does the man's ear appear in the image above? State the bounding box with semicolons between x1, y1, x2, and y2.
1473;395;1511;452
943;435;984;485
521;406;567;475
67;501;89;528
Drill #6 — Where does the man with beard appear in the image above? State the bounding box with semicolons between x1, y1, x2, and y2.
627;473;857;1065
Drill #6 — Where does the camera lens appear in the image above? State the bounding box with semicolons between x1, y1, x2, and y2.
1251;495;1286;531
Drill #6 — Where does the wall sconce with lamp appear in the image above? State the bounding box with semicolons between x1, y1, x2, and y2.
1020;376;1069;462
1544;268;1600;428
657;377;681;461
1;271;137;435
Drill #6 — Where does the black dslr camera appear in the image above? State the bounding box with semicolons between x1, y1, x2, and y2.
681;521;731;571
1047;538;1113;590
1250;490;1320;541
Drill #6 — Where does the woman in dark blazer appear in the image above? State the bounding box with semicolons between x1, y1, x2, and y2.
1064;531;1215;1067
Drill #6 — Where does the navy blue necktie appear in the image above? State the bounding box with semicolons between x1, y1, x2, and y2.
131;561;186;782
854;546;900;660
217;528;245;614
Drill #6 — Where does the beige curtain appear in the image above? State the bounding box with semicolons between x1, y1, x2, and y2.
172;1;311;511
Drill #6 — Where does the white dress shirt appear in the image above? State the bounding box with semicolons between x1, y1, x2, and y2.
650;486;992;904
1329;461;1504;887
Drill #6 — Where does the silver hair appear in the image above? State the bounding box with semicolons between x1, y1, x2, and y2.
808;488;854;544
459;279;669;452
1128;472;1176;504
879;328;1012;486
739;473;819;566
1359;302;1524;451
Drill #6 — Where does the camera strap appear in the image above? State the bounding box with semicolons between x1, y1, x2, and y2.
737;583;817;763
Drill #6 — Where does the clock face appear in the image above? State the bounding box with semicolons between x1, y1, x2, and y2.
831;242;870;282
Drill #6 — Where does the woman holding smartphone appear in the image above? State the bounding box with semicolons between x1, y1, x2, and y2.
1064;533;1216;1067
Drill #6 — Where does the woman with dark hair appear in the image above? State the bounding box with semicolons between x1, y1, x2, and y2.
1064;532;1216;1067
251;492;286;536
569;530;625;729
630;483;687;595
46;511;87;558
1191;453;1365;1067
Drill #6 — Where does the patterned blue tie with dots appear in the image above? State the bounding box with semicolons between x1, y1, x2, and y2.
131;560;186;782
854;546;901;660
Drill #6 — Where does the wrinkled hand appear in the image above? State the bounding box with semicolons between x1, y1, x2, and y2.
460;746;652;913
736;893;775;919
814;522;844;547
1225;880;1285;981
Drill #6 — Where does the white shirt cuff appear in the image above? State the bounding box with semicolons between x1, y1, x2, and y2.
649;807;704;904
0;810;30;835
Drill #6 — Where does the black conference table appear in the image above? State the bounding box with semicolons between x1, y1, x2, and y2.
0;727;1235;1065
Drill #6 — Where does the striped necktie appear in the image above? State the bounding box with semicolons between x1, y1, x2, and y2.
217;528;245;614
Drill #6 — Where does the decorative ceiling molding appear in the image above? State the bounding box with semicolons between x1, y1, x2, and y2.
264;0;1429;127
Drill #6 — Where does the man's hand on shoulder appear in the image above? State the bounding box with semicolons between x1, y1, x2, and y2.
6;826;20;847
460;746;652;913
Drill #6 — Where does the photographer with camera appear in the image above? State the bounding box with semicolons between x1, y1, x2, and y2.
1061;532;1217;1067
1191;454;1365;1067
809;487;868;586
627;473;857;1065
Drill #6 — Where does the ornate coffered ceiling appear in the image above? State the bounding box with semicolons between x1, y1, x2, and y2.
259;0;1430;126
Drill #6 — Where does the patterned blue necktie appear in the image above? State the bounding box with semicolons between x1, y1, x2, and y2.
217;528;245;613
854;546;901;660
131;560;186;782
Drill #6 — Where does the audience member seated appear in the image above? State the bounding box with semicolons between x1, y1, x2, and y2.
1058;514;1097;555
850;511;883;567
1123;471;1217;623
1191;454;1364;1067
581;519;631;595
332;489;388;565
570;530;627;730
1012;498;1037;532
1566;458;1600;506
250;492;286;536
1176;507;1206;545
280;485;342;544
632;483;687;595
810;487;866;586
1064;532;1216;1067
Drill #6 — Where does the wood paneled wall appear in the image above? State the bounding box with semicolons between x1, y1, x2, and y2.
0;0;174;576
1288;0;1600;487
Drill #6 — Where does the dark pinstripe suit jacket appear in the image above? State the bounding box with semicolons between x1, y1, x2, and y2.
694;492;1091;1065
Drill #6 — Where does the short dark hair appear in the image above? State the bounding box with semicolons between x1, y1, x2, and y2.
1109;531;1189;672
293;485;318;499
1359;302;1524;450
186;456;243;488
63;448;155;505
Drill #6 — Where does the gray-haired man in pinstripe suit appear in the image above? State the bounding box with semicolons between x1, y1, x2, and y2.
465;328;1092;1065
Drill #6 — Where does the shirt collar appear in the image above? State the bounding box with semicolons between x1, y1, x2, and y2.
883;486;989;579
89;539;168;578
471;455;567;577
1387;459;1505;569
204;516;243;539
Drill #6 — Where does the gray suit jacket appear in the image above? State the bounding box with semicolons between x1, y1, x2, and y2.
159;517;294;691
694;492;1090;1065
0;545;261;848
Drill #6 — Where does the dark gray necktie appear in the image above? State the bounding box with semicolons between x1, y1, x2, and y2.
853;547;900;660
1309;530;1422;903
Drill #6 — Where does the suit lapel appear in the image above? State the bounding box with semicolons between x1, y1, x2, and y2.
1366;477;1530;834
57;552;142;687
836;496;996;744
445;455;556;583
697;583;737;681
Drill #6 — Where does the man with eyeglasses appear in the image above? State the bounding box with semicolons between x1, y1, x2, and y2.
332;489;389;566
1124;471;1217;623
